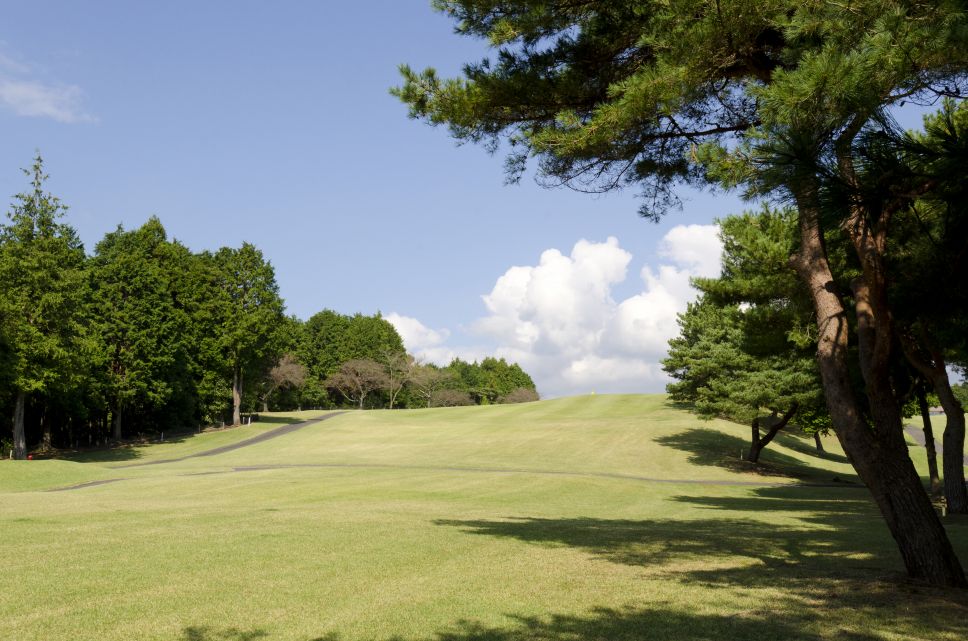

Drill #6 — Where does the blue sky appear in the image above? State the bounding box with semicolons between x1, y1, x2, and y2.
0;2;936;397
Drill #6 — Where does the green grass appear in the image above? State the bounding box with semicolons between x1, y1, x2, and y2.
1;396;967;641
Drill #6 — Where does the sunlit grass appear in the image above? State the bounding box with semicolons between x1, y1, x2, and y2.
1;396;966;641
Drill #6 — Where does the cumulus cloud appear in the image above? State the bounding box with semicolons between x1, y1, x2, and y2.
0;51;92;123
386;312;484;366
476;226;722;397
390;225;722;398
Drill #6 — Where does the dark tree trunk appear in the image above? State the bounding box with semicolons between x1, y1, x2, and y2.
917;385;942;495
901;336;968;513
12;391;26;460
791;179;965;587
935;377;967;514
113;403;123;441
813;432;825;453
232;368;243;426
745;403;798;463
41;408;51;450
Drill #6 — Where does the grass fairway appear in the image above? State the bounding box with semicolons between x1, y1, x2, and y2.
2;395;967;641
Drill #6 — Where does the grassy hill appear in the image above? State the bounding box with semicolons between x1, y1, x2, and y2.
1;395;966;641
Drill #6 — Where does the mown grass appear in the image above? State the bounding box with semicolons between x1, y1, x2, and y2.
1;395;966;641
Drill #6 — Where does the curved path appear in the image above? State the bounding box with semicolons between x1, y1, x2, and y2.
50;458;864;492
112;411;346;468
904;423;968;466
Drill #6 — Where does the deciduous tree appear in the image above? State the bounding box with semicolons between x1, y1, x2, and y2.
326;359;387;409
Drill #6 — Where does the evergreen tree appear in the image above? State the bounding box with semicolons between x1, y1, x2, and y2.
89;218;195;438
664;208;829;463
396;0;968;585
0;156;86;459
207;244;285;425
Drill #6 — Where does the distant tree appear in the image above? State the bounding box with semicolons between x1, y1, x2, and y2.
0;156;86;459
381;351;417;409
410;365;455;408
343;313;405;362
326;359;387;409
89;218;195;439
300;310;407;408
259;353;307;412
430;389;474;408
300;309;351;381
208;244;285;425
953;382;968;408
448;357;537;404
500;387;540;404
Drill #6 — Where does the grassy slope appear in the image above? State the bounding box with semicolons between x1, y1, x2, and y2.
1;396;966;641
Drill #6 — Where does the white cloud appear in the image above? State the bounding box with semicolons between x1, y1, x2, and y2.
388;226;722;398
476;227;722;397
0;50;92;123
386;313;486;366
659;224;723;278
386;312;450;351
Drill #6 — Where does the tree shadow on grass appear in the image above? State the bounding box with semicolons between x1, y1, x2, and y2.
182;597;968;641
431;488;968;640
182;627;270;641
773;430;850;464
434;485;967;581
655;428;857;482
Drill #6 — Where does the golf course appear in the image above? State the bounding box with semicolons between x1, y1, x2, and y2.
2;394;967;641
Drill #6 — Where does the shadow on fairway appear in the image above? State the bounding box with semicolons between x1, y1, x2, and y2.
430;488;968;640
419;603;960;641
182;596;968;641
182;627;269;641
773;429;850;464
655;428;857;482
433;485;968;579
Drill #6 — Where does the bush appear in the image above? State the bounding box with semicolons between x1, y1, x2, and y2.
499;387;540;404
431;389;475;407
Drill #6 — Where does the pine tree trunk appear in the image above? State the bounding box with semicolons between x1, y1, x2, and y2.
917;386;942;494
935;378;968;513
746;418;762;462
745;404;797;463
901;339;968;513
232;368;243;426
12;391;26;460
792;180;965;587
813;432;825;453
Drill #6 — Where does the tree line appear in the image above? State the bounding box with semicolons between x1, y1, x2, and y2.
397;0;968;585
0;157;537;459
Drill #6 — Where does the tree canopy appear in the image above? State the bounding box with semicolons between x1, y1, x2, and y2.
397;0;968;585
664;208;829;462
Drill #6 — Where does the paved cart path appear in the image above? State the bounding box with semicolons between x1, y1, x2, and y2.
111;411;346;468
904;422;968;466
